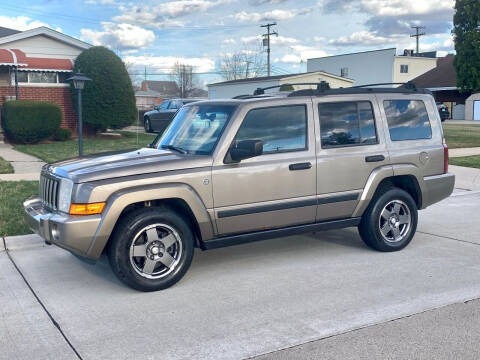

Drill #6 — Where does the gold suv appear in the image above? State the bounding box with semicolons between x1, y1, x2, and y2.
24;84;455;291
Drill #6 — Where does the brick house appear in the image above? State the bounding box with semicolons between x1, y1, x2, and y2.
0;26;91;132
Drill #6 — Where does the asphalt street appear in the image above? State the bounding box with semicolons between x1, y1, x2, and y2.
1;190;480;360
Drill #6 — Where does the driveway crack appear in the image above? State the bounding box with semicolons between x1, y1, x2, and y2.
417;231;480;246
2;237;83;360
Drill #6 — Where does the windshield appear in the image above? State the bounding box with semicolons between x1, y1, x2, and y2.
156;104;236;155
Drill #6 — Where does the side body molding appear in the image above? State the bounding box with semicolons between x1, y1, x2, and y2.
86;183;214;259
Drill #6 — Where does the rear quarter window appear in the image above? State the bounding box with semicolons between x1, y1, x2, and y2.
384;100;432;141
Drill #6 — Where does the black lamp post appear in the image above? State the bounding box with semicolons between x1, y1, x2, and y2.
67;73;91;156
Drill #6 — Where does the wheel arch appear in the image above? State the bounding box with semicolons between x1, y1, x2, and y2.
353;165;423;217
87;184;214;259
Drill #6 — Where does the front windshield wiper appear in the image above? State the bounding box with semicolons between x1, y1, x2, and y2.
161;144;188;154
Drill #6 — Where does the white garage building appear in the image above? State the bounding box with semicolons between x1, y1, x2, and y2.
207;71;354;99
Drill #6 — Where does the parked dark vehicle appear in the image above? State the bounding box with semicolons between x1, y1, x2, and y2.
436;102;450;121
143;98;204;133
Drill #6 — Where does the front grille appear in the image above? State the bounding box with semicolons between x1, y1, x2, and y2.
39;173;60;210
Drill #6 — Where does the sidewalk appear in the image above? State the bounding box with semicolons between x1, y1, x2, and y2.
449;147;480;158
0;143;45;181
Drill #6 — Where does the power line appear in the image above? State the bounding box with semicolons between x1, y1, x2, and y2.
0;3;254;31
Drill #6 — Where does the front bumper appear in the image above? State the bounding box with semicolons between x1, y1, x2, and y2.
23;196;101;260
422;172;455;208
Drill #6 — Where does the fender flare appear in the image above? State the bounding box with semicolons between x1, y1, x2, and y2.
86;183;214;259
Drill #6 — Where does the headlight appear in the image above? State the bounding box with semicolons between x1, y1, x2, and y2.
57;178;73;213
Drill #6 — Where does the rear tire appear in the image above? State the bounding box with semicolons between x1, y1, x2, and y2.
358;187;418;252
107;207;194;291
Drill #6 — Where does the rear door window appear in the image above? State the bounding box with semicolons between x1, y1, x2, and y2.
235;105;307;154
383;100;432;141
319;101;377;148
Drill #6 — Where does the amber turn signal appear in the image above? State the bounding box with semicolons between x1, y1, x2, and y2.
69;202;106;215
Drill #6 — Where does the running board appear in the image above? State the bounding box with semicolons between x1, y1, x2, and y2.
201;217;361;250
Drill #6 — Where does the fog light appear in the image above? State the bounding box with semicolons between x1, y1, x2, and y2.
69;202;106;215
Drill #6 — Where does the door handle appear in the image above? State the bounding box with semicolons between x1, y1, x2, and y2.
365;155;385;162
289;162;312;171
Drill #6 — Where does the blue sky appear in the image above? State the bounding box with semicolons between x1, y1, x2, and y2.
0;0;456;86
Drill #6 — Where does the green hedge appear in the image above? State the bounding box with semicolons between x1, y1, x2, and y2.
3;100;61;144
54;127;72;141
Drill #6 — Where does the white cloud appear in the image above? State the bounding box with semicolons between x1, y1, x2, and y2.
0;15;61;32
241;35;298;46
329;31;399;46
234;9;296;22
80;23;155;50
123;54;215;73
222;38;236;44
115;0;230;28
278;45;328;63
84;0;118;5
360;0;454;18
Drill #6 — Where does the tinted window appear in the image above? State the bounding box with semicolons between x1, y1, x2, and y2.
159;101;169;110
235;105;307;154
319;101;377;148
384;100;432;141
168;100;179;109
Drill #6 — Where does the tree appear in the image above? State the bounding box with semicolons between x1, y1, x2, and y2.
453;0;480;92
71;46;137;131
170;62;196;98
219;45;266;80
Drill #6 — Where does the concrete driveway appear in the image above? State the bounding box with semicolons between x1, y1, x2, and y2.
1;190;480;360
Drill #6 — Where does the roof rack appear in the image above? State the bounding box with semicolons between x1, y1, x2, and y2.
253;81;331;95
287;81;431;97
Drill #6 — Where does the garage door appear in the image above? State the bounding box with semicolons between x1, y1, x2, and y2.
474;101;480;120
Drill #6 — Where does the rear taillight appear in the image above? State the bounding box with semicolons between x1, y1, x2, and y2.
443;138;449;174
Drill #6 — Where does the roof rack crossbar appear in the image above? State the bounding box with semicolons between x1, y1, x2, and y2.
351;81;416;89
253;81;331;95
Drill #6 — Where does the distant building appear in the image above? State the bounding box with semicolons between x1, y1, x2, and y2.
0;26;91;131
409;55;471;120
307;48;438;87
207;71;354;99
136;80;207;110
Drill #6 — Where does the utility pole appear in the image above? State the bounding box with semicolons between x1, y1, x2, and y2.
410;26;426;54
261;22;278;77
245;60;252;78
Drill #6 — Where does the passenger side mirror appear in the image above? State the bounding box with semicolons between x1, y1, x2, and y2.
228;140;263;163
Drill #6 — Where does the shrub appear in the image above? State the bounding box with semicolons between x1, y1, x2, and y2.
71;46;137;132
54;128;72;141
3;100;61;144
279;84;294;91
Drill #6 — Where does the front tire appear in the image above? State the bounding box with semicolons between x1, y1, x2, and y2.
144;117;152;133
107;207;194;291
358;187;418;252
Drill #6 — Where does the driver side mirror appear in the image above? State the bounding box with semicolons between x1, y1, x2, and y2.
227;140;263;163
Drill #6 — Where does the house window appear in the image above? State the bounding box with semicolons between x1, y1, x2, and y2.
400;65;409;73
341;67;349;77
10;71;71;84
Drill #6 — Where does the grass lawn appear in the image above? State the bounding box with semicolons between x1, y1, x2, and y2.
0;156;13;174
0;181;38;237
450;155;480;169
443;123;480;149
14;131;156;164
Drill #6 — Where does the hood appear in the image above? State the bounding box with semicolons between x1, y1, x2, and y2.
44;148;212;183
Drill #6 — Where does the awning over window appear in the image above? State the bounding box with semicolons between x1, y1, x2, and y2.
0;49;72;71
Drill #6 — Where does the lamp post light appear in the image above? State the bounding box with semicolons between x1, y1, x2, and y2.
67;73;91;156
